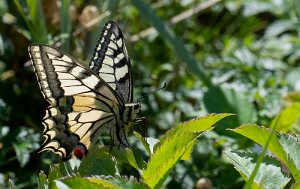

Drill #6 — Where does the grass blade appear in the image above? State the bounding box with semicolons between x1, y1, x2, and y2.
60;0;72;51
131;0;213;87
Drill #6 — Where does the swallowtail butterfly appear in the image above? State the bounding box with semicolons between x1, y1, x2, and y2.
29;21;141;160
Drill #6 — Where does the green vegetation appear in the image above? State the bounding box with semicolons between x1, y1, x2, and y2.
0;0;300;188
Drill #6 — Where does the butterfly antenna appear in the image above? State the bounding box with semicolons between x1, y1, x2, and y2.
137;83;167;103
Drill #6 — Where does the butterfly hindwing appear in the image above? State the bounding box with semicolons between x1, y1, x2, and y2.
29;45;128;160
90;21;133;103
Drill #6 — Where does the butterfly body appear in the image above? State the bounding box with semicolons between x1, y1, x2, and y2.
29;21;140;160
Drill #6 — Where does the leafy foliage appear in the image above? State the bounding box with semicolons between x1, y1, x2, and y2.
224;151;290;189
1;0;300;188
36;114;230;188
225;124;300;188
229;124;300;182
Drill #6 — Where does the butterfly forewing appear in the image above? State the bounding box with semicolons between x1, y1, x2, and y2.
29;45;126;160
90;21;133;103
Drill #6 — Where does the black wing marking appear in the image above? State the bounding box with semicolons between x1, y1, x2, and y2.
90;21;133;103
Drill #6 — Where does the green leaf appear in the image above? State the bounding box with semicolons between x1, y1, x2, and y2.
204;86;257;128
118;148;140;171
142;131;197;189
270;103;300;132
278;134;300;181
37;171;48;189
60;0;72;51
12;128;39;167
12;142;30;167
224;151;290;189
133;131;152;155
79;147;116;176
131;149;148;170
265;20;296;37
130;0;212;87
230;124;300;181
59;158;81;176
292;181;300;189
14;0;48;43
48;164;63;189
56;176;104;189
13;0;34;39
110;147;147;172
143;114;231;189
293;0;300;21
88;176;149;189
57;176;149;189
157;113;234;147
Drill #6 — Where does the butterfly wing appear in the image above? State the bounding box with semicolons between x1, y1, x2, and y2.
90;21;133;103
29;45;127;160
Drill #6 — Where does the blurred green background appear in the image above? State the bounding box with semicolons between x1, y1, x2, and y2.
0;0;300;188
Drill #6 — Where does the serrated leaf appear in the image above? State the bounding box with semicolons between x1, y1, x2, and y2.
88;176;149;189
142;114;232;188
157;113;233;148
230;124;300;181
142;131;198;189
57;176;149;189
278;134;300;181
180;142;194;161
224;151;290;189
56;176;104;189
146;137;159;154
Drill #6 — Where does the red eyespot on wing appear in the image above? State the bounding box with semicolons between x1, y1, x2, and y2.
73;144;87;159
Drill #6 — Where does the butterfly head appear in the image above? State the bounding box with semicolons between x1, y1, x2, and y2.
124;102;141;122
123;102;141;135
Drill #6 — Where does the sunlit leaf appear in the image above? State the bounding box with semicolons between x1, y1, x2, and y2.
143;114;231;189
57;176;149;189
271;103;300;132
